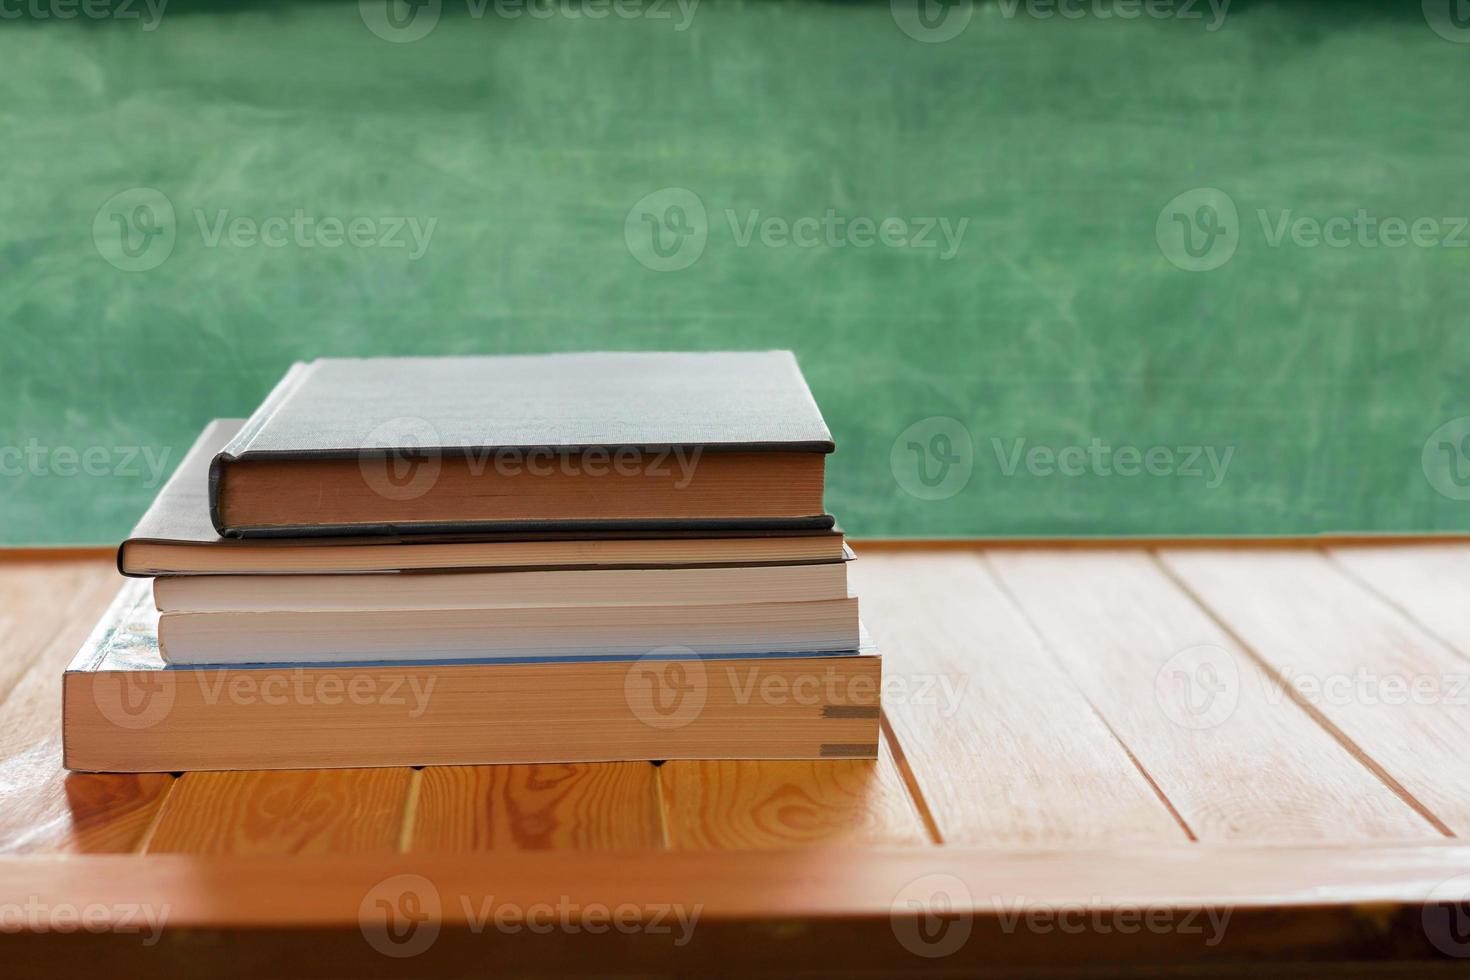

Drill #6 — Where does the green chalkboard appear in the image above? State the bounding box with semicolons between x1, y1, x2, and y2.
2;0;1468;544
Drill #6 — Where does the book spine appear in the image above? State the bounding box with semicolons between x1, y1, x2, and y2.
209;361;315;537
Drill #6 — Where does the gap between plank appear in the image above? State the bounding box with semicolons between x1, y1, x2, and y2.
396;768;425;853
975;551;1199;843
878;711;943;846
1149;550;1455;839
650;762;672;850
133;775;182;854
1083;714;1198;843
1323;549;1470;669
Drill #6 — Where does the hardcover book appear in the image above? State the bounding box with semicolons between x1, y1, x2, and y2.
120;421;846;576
208;352;836;537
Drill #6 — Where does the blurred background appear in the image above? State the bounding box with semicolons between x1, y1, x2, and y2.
3;0;1467;544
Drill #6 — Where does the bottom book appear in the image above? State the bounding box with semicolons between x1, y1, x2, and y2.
63;581;881;772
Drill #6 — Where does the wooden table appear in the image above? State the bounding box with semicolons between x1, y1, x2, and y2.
4;542;1470;976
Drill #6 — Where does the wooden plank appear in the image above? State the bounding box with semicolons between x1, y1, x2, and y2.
0;557;115;701
1330;543;1470;654
0;558;173;853
658;736;928;849
409;763;661;851
850;551;1184;845
0;742;172;854
0;557;121;720
1160;547;1470;836
6;840;1465;922
145;769;415;855
2;844;1468;976
988;549;1435;842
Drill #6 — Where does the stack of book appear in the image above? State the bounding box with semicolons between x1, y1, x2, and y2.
63;352;881;772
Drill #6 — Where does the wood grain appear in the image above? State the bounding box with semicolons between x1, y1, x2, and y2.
659;736;927;849
0;557;173;853
0;742;172;854
145;769;415;854
7;840;1468;922
850;552;1184;845
1160;547;1470;836
1329;543;1470;656
4;844;1468;976
0;556;115;702
5;545;1470;974
0;557;122;742
409;763;661;851
988;549;1434;841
